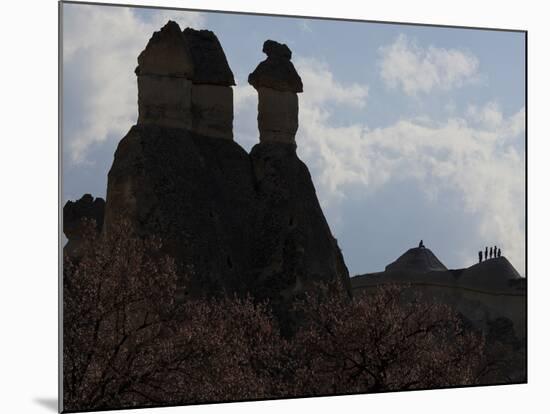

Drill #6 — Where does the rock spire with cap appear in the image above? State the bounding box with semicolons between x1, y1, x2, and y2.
247;40;351;333
248;40;303;144
69;25;352;335
135;21;235;139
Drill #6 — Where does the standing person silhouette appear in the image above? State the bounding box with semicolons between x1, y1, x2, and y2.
490;247;494;258
485;246;488;260
498;248;501;257
478;251;483;263
494;245;498;257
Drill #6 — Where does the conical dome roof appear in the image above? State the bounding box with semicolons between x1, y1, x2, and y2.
385;247;447;273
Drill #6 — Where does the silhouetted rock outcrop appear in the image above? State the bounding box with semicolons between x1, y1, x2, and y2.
104;22;254;299
135;21;194;130
246;42;350;330
103;124;255;298
248;40;303;93
63;22;351;332
248;40;303;144
250;142;351;331
385;247;447;273
63;194;105;258
135;21;234;139
183;28;235;86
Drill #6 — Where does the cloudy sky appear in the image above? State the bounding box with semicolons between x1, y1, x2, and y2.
62;2;526;276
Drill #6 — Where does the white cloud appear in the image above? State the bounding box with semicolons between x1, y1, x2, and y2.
467;101;525;140
65;8;525;274
379;34;480;96
299;104;524;272
63;5;204;163
237;57;523;273
467;101;503;129
234;82;256;111
296;57;369;108
233;81;259;150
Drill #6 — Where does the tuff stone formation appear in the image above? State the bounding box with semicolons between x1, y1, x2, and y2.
248;40;302;92
184;28;235;139
246;40;350;329
135;22;235;139
248;40;303;144
102;124;256;299
63;194;105;259
249;142;352;330
63;23;351;333
136;21;194;130
183;28;235;86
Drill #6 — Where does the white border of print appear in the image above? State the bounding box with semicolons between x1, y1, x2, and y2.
1;1;547;413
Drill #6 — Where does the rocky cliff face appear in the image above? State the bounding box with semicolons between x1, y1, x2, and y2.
247;42;350;326
103;125;256;299
65;22;350;330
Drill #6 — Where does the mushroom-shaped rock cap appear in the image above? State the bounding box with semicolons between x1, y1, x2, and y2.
263;39;292;60
182;28;235;86
136;21;194;78
248;40;303;93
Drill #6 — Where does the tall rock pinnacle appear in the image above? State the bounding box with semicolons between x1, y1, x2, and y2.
248;40;303;144
135;21;235;139
71;23;351;335
248;41;351;332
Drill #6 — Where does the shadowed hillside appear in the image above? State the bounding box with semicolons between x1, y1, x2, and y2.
351;245;526;382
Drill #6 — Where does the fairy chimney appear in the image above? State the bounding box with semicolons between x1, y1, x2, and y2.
183;28;235;139
135;22;235;138
248;40;303;144
135;21;194;129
